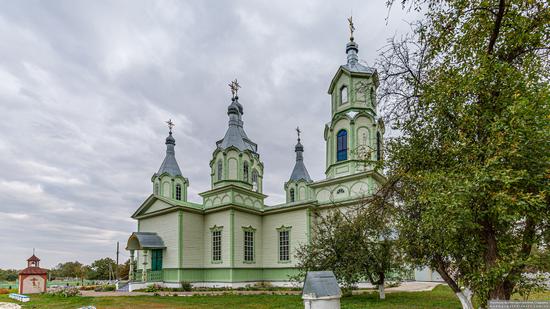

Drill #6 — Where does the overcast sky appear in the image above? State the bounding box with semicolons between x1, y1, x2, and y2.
0;1;417;269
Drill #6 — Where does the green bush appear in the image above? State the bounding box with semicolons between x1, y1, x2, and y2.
145;284;162;292
103;285;116;291
180;281;192;291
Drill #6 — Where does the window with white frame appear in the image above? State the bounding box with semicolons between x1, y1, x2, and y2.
175;184;182;200
340;86;348;105
243;161;249;182
217;160;223;181
252;170;258;191
278;229;290;262
243;228;255;262
211;226;222;263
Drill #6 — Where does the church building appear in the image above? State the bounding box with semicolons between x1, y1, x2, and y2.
125;23;387;288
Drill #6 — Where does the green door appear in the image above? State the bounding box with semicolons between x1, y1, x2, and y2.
151;249;163;271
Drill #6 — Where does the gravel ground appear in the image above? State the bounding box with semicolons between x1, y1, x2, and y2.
0;302;21;309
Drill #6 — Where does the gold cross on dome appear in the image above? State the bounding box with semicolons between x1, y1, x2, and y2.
348;16;355;39
166;119;175;132
296;126;301;141
229;79;241;99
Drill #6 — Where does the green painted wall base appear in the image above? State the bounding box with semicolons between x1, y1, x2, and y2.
162;268;300;283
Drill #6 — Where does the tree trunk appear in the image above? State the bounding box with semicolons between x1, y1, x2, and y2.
456;288;474;309
435;260;474;309
378;284;386;300
377;272;386;300
489;280;514;300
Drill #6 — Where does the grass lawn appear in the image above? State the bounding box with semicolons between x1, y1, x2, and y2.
1;286;549;309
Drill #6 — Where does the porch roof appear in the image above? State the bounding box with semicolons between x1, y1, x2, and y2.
126;232;166;250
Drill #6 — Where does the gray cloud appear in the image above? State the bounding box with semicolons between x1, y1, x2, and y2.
0;0;416;268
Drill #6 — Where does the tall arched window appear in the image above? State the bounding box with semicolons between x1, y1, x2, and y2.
175;184;182;200
243;161;249;183
340;86;348;105
217;160;223;181
290;188;295;202
337;129;348;161
376;132;382;161
154;183;159;195
252;170;258;192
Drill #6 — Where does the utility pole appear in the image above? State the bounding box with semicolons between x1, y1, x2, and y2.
116;241;120;280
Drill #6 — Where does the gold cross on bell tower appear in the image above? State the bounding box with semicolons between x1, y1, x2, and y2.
228;79;241;99
296;126;301;142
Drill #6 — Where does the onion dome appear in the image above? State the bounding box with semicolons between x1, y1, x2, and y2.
156;124;182;177
289;128;312;182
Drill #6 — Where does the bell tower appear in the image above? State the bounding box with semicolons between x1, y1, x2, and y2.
324;17;384;179
200;79;267;210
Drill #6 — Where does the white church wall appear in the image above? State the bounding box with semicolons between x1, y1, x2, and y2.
182;211;204;268
228;158;238;179
262;209;308;268
234;210;262;267
314;177;375;205
354;80;367;103
144;199;172;215
162;181;171;198
138;212;179;269
332;72;351;114
354;115;375;153
203;210;231;267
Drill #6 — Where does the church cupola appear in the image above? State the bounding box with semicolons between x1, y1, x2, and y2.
209;79;264;193
285;127;313;203
152;119;189;201
324;16;382;179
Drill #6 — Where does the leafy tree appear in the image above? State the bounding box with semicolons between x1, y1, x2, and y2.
377;0;549;307
0;269;18;282
50;261;84;279
89;258;117;280
295;203;404;299
117;259;130;280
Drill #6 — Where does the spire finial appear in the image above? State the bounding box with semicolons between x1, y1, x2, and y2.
166;119;175;133
348;15;355;41
229;79;241;99
33;248;35;255
296;126;301;142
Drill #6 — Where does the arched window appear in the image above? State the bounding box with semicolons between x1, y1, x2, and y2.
243;161;249;183
252;170;258;192
376;132;382;161
290;188;295;202
175;184;182;200
340;86;348;105
370;88;376;106
217;160;223;181
337;129;348;161
154;183;159;195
